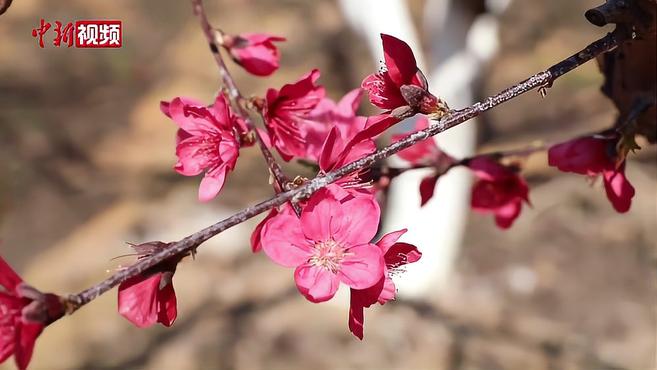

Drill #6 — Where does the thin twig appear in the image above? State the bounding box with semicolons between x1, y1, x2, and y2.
65;28;624;312
190;0;289;192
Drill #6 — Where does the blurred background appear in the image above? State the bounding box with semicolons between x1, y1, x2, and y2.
0;0;655;369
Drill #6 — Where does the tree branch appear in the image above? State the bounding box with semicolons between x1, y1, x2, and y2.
190;0;289;192
65;28;624;313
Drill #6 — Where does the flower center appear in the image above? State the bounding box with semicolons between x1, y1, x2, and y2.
309;239;346;273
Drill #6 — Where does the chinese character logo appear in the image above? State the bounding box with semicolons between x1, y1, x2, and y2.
31;19;122;48
76;20;122;48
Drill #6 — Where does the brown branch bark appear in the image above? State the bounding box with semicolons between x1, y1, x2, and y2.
64;25;626;313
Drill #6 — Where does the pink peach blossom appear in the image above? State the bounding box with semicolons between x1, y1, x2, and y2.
467;157;530;229
224;33;285;76
362;34;426;110
264;69;325;160
161;94;239;202
260;186;385;302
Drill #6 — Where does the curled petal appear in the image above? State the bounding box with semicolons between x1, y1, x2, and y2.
160;101;171;118
210;94;233;129
384;242;422;268
156;282;177;327
381;34;418;86
419;175;439;206
294;264;340;303
375;229;407;253
168;97;220;135
318;127;342;172
198;168;228;203
603;163;635;213
228;33;285;77
378;276;396;305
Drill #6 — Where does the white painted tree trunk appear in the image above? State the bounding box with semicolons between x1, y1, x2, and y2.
338;0;508;297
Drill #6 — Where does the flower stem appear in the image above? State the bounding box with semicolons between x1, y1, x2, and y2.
190;0;289;193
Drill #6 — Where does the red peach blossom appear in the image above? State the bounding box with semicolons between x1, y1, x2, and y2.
1;257;64;370
467;157;530;229
117;242;182;328
264;69;325;160
548;135;635;212
392;116;455;206
362;34;445;119
223;33;285;76
362;34;425;110
260;185;385;303
161;94;240;202
302;89;367;161
348;229;421;339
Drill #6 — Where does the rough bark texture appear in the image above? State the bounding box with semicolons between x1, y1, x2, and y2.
592;0;657;141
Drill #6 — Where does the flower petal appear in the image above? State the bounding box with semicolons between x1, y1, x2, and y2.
156;281;177;327
300;188;344;242
381;34;418;86
375;229;407;253
419;175;439;206
0;257;23;292
13;321;42;370
493;201;522;229
603;163;635;213
335;88;363;117
261;214;311;267
339;244;384;289
117;274;161;328
330;195;380;246
384;242;422;268
168;97;219;135
361;72;407;110
294;264;340;303
198;168;228;202
378;276;396;304
348;288;369;340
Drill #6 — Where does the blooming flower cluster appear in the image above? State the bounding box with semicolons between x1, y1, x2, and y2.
150;30;640;343
1;21;644;370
